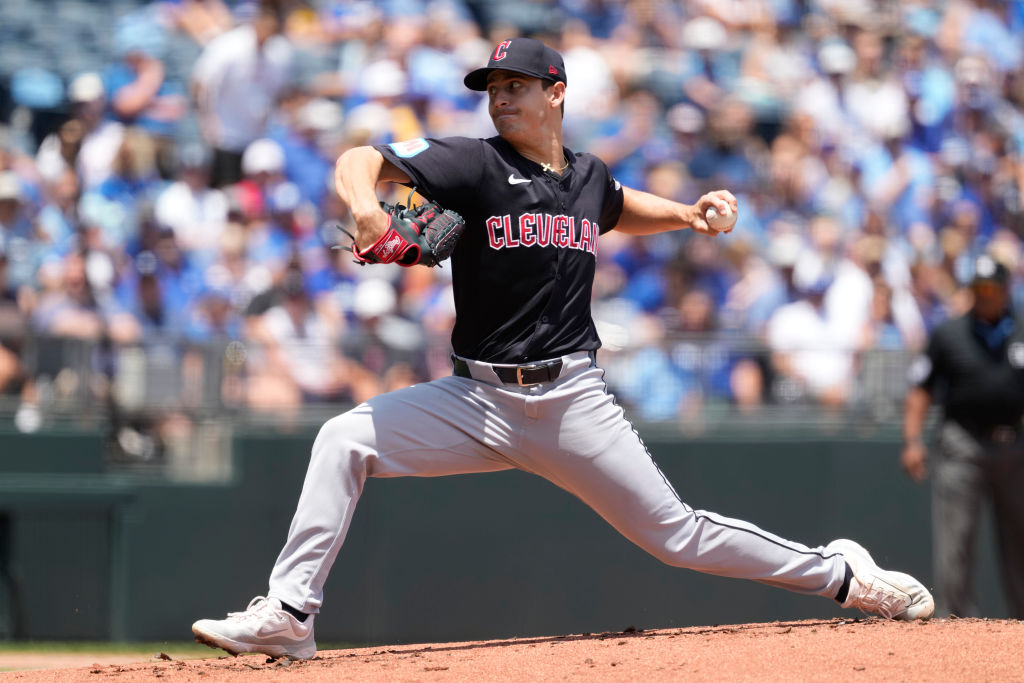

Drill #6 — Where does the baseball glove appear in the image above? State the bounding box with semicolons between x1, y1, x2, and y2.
344;195;465;268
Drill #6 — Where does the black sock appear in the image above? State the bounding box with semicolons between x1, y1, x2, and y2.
834;562;854;604
280;601;310;622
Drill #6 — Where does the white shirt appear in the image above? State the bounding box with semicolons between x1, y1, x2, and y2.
768;300;854;395
262;305;337;394
154;180;229;255
77;121;125;190
191;25;294;151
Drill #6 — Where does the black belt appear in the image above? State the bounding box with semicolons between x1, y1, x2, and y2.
451;356;563;386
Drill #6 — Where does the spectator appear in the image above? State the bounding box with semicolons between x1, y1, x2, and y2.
0;171;42;294
184;271;243;344
794;38;857;151
341;276;427;400
845;29;912;147
234;138;293;284
861;276;924;351
36;167;81;252
104;10;189;149
604;311;691;422
272;97;343;208
767;255;854;406
191;2;295;187
88;127;162;250
677;15;738;110
34;119;85;185
31;250;108;342
154;143;229;262
109;250;188;344
589;88;674;191
344;59;424;146
0;240;27;396
63;73;126;190
170;0;234;46
239;138;287;207
246;268;352;415
667;287;736;411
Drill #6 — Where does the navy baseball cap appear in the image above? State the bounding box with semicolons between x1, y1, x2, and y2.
464;38;566;91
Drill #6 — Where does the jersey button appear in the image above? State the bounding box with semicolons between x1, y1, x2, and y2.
541;316;549;323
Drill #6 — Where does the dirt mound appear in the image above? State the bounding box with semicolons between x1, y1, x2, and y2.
5;618;1021;682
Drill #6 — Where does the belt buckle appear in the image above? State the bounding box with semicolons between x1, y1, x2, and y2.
516;364;543;386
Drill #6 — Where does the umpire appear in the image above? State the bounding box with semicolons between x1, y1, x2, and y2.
903;254;1024;618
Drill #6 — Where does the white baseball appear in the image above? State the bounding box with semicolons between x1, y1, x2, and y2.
705;205;736;232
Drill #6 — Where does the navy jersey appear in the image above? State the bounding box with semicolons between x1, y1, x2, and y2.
376;136;624;364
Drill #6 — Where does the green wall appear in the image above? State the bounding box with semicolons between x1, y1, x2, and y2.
0;426;1009;643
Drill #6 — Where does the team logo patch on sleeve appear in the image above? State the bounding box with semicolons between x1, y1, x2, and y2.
389;138;430;158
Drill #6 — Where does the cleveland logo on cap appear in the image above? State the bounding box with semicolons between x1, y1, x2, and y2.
464;37;567;91
493;40;511;61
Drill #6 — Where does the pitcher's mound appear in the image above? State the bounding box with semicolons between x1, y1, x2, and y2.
11;617;1024;682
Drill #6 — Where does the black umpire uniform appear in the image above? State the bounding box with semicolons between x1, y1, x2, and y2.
904;254;1024;617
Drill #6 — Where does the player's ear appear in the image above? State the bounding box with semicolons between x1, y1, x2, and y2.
549;82;566;110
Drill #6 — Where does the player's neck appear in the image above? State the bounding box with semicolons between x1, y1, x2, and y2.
509;137;567;175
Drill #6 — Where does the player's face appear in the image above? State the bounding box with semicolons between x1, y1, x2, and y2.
486;72;559;141
972;280;1010;322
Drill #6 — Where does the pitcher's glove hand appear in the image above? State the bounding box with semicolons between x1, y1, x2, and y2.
350;198;465;268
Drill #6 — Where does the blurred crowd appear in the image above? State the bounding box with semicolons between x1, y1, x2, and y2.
1;0;1024;440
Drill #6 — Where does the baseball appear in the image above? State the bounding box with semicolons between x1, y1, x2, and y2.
706;205;737;232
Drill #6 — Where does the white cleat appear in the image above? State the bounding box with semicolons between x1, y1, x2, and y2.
827;539;934;621
192;596;317;660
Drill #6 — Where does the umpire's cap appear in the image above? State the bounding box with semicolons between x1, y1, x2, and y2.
464;38;566;91
971;254;1010;286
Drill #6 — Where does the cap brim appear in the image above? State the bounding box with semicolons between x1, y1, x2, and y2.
463;66;552;91
463;67;493;91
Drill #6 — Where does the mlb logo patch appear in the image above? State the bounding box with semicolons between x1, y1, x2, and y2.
390;138;430;158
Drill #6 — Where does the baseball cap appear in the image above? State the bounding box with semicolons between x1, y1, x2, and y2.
297;98;343;131
463;38;566;92
792;254;834;295
68;72;105;104
681;16;727;52
818;40;856;76
241;138;285;175
177;142;212;171
971;254;1010;286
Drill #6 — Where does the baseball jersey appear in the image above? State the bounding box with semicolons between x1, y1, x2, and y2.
376;136;624;364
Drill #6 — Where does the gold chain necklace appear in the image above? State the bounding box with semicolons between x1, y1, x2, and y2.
541;155;570;173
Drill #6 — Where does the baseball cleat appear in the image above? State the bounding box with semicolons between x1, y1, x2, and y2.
191;596;316;660
827;539;934;620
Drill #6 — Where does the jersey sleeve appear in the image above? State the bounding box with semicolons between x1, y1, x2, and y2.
375;137;483;206
597;161;624;234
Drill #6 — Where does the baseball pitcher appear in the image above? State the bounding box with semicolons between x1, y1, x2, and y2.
192;38;933;660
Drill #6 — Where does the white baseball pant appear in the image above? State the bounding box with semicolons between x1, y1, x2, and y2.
268;351;847;612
